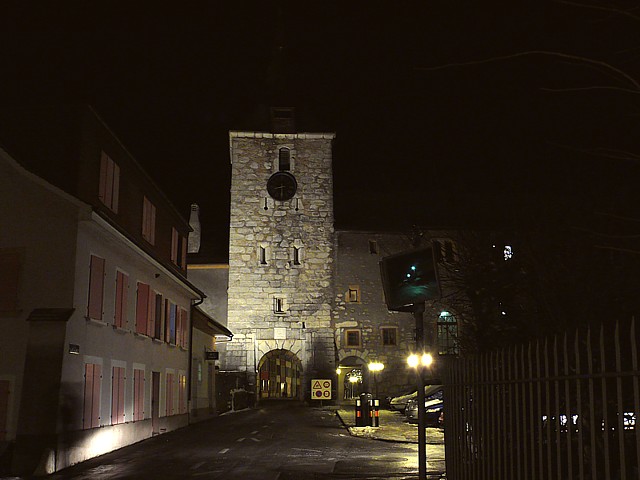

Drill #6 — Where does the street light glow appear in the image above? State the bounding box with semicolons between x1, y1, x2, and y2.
368;362;384;372
407;353;433;368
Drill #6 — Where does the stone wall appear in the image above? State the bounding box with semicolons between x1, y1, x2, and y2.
226;132;336;399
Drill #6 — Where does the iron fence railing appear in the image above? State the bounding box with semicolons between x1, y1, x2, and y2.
444;318;639;480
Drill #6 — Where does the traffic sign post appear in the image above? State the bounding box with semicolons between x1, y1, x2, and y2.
311;379;332;401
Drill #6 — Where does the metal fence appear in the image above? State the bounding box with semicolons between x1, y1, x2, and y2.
444;318;639;480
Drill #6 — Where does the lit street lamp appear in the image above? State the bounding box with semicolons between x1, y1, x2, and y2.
367;362;384;399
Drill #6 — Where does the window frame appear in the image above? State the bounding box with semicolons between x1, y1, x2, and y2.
114;270;128;328
88;255;105;321
346;285;361;303
142;196;156;245
344;329;361;347
380;326;398;346
98;151;120;213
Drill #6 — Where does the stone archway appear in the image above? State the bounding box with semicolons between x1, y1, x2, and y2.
336;355;368;403
257;349;303;399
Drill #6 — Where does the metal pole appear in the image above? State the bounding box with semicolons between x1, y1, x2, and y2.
414;301;427;480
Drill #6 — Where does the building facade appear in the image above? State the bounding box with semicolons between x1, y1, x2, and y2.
223;117;337;400
0;106;201;476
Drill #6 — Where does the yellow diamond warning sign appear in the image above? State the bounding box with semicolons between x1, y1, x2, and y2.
311;379;332;400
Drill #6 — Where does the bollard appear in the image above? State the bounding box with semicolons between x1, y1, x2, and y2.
373;398;380;427
355;398;362;426
359;392;373;427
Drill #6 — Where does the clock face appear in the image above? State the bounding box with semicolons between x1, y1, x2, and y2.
267;172;297;201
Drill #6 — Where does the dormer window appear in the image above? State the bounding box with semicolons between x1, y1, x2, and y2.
278;148;290;171
98;152;120;213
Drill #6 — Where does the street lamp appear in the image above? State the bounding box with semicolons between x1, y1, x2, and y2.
368;362;384;399
408;350;435;480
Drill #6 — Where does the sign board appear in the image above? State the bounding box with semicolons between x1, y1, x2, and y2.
204;351;219;361
311;379;332;400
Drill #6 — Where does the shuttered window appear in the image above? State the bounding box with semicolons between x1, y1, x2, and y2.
114;271;128;328
165;373;175;416
135;282;150;335
88;255;105;321
111;366;125;425
133;369;145;422
142;196;156;245
98;152;120;213
83;363;102;429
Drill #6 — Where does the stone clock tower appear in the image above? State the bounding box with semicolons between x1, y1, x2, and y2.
224;108;336;401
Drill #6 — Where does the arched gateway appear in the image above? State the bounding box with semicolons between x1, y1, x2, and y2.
258;349;303;399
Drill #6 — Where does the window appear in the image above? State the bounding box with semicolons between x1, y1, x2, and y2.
98;152;120;213
0;249;22;313
165;372;175;416
165;300;177;344
171;228;187;268
278;148;290;171
88;255;105;321
273;297;285;315
259;246;268;265
437;311;459;355
133;368;145;422
292;246;301;265
142;196;156;245
179;374;187;414
153;293;163;340
177;308;188;348
347;286;360;303
433;239;457;264
135;282;150;335
114;271;128;328
368;240;378;254
345;329;361;347
381;327;397;346
111;366;125;425
83;363;102;429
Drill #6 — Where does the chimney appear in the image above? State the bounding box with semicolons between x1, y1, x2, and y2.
188;203;201;254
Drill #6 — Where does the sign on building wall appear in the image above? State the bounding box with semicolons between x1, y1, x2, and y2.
311;379;332;400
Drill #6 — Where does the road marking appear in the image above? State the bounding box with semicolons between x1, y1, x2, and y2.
236;437;245;442
219;448;230;454
191;461;205;470
250;437;260;442
251;430;259;434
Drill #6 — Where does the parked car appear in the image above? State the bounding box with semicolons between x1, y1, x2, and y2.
405;388;444;427
389;384;443;413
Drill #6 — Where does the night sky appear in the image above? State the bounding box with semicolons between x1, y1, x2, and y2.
1;2;638;261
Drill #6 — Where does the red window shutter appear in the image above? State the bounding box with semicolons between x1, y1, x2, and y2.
166;373;174;416
111;366;125;425
84;363;101;429
111;162;120;213
114;271;128;328
92;364;102;427
180;237;187;269
133;369;144;421
98;152;108;205
136;282;150;335
171;228;178;264
147;291;156;337
88;256;105;320
0;380;10;441
0;251;21;311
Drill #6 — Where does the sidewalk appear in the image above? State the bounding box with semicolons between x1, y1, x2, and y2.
331;406;445;445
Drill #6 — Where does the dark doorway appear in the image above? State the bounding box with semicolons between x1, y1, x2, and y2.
151;371;160;434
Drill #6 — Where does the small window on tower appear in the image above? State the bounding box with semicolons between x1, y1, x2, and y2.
345;329;361;347
259;246;268;265
368;240;378;254
292;246;301;266
346;286;360;303
279;148;290;171
273;297;286;315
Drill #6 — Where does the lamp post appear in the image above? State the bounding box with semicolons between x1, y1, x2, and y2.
408;301;434;480
368;362;384;399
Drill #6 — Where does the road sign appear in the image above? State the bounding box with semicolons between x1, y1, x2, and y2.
311;379;332;400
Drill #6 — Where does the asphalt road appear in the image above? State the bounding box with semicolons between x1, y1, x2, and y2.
34;402;444;480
